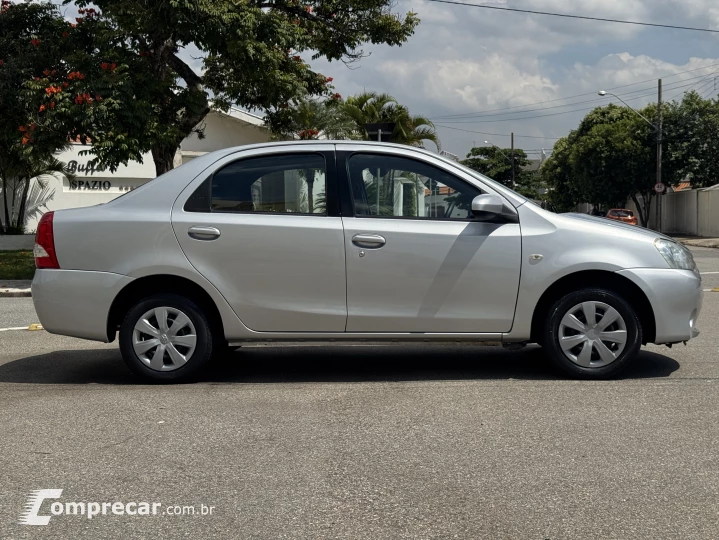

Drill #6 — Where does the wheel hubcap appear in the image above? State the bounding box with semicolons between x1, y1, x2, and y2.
132;307;197;371
558;301;628;368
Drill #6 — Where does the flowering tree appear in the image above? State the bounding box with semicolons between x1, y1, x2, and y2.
0;1;76;232
16;0;419;176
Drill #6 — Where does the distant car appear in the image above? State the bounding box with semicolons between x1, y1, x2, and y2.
606;209;638;226
31;141;702;382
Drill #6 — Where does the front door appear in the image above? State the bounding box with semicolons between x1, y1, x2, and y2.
173;147;347;332
340;150;522;333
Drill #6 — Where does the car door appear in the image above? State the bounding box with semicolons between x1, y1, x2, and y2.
172;146;347;332
338;147;522;333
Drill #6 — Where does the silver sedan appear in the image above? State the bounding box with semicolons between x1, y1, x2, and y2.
31;141;702;381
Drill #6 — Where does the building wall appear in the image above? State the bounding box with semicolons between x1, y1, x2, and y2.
23;110;270;231
181;111;270;153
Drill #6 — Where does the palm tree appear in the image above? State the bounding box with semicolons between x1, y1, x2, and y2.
342;92;441;150
269;97;355;141
1;153;73;232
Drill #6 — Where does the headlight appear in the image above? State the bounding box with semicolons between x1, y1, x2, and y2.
654;238;696;271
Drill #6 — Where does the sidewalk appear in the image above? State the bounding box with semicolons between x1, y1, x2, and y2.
0;280;32;298
673;236;719;249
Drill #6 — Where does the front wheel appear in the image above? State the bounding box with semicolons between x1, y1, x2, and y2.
543;288;642;379
119;293;216;382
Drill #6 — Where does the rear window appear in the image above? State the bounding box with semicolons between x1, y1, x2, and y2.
611;210;634;217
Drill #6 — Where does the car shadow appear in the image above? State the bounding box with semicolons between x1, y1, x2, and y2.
0;344;680;385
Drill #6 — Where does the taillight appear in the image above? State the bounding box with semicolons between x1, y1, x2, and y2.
34;211;60;269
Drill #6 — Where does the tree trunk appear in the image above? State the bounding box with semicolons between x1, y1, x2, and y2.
151;146;178;177
1;176;9;233
630;192;652;228
14;176;31;230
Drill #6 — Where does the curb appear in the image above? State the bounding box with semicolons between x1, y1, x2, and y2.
677;239;719;249
0;289;31;298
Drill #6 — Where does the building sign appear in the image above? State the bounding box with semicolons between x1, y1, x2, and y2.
66;160;108;176
69;179;113;191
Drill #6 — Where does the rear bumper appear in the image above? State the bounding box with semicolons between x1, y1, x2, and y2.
617;268;702;344
32;269;134;342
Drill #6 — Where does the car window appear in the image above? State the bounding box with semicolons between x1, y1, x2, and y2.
613;210;633;217
347;153;482;219
210;153;327;214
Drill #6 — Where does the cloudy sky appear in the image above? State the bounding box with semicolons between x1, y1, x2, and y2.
305;0;719;160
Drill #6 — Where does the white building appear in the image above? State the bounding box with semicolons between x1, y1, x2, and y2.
26;108;270;230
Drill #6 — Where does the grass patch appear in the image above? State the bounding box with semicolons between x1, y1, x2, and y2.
0;250;36;281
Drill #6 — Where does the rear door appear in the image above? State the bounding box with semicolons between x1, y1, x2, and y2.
338;147;522;333
172;145;347;332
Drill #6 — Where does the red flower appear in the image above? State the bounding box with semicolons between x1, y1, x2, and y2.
67;71;85;80
21;136;30;145
31;39;41;47
0;60;4;66
18;125;27;132
62;32;69;38
305;5;312;13
331;93;342;100
326;77;333;83
110;63;116;70
95;95;103;102
75;18;83;23
62;82;69;88
100;62;109;70
292;55;301;61
45;86;62;95
39;104;46;112
43;69;50;76
29;123;37;131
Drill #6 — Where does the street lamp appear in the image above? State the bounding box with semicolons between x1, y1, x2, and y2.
597;91;656;129
599;82;663;232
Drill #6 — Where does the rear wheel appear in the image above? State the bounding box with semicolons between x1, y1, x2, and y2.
543;288;642;379
119;293;215;382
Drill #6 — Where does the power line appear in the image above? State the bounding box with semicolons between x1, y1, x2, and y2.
434;124;563;140
433;77;710;122
431;63;719;120
426;0;719;34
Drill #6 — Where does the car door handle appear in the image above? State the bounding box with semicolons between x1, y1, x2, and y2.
352;234;386;248
188;226;221;241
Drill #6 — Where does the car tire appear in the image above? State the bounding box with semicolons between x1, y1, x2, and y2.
119;293;215;382
543;288;642;379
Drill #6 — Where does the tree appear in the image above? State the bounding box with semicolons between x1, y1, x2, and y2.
267;94;355;140
663;91;719;187
19;1;419;176
461;145;538;198
342;91;441;149
569;116;655;225
0;1;75;233
540;136;580;212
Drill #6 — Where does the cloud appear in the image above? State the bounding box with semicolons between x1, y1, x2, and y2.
311;0;719;157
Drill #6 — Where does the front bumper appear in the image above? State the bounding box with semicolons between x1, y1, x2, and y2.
32;269;134;342
617;268;702;344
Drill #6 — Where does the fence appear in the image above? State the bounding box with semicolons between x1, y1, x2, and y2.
625;187;719;236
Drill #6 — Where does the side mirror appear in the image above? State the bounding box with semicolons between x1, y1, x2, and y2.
471;194;505;221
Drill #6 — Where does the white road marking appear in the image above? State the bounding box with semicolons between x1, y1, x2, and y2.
0;326;29;332
701;272;719;275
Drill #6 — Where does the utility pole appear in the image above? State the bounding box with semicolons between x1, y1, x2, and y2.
511;132;515;188
657;79;663;233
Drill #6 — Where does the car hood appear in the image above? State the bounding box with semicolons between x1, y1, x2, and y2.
561;213;672;241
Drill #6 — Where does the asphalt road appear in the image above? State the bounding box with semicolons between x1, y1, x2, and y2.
1;246;718;539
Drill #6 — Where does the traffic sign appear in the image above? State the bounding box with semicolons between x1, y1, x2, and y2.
654;182;666;194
